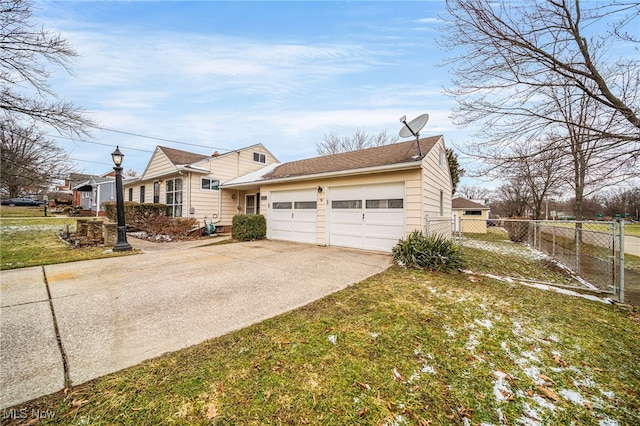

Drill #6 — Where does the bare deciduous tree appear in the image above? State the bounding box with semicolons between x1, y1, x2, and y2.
490;180;531;218
1;120;73;197
457;185;490;201
315;129;398;155
440;0;640;148
0;0;93;135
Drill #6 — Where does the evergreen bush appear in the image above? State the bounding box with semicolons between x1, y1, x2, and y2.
232;214;266;241
392;230;463;272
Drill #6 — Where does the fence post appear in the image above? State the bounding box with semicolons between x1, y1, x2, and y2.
552;225;556;258
611;222;617;297
575;224;581;275
619;219;625;303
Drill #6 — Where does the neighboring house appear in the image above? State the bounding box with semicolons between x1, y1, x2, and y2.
73;174;116;217
452;197;490;233
223;136;453;252
123;144;278;230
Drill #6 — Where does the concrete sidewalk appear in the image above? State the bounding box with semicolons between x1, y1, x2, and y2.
0;240;391;409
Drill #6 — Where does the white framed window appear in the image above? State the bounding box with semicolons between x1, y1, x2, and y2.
253;152;266;163
201;178;220;191
166;178;183;217
128;188;133;202
366;199;403;209
332;200;362;209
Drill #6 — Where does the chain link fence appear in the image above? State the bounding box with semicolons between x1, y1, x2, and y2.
425;217;628;302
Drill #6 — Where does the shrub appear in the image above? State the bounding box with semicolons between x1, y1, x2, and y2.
232;214;266;241
102;202;170;229
392;230;464;272
140;214;198;240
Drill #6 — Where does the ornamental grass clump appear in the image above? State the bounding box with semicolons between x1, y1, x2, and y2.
392;230;463;272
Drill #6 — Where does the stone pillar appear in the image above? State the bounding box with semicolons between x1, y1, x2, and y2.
103;223;118;246
86;220;104;241
76;219;89;237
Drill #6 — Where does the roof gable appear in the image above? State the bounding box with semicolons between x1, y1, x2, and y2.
158;146;209;165
263;136;442;180
452;197;489;210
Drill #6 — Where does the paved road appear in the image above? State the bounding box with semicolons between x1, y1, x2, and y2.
0;239;391;409
625;235;640;257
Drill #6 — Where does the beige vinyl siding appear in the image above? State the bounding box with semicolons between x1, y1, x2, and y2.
259;169;422;243
124;180;154;203
188;174;220;220
421;138;452;223
142;149;176;180
455;208;489;233
125;144;277;225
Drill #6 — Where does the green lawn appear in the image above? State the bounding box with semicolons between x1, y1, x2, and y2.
0;216;135;270
5;242;639;425
626;223;640;237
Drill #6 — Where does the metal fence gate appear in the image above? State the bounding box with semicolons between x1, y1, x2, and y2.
426;218;627;303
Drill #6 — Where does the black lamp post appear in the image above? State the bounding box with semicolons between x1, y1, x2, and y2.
111;146;132;252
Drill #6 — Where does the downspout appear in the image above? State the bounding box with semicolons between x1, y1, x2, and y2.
177;170;185;217
213;189;222;225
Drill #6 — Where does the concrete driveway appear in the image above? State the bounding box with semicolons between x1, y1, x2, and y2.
0;239;391;409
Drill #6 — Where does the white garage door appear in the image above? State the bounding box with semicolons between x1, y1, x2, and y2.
329;182;405;252
269;189;318;244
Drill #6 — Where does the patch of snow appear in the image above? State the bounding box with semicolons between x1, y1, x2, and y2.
512;321;524;335
493;371;513;402
443;325;456;338
531;394;557;411
559;389;587;405
421;365;436;374
501;342;511;353
475;318;493;329
574;377;597;389
522;282;606;303
369;332;379;338
407;372;421;383
545;334;560;343
327;335;337;345
466;334;480;352
599;418;620;426
520;350;541;363
463;418;471;426
600;389;616;400
383;414;407;426
518;403;543;426
520;365;545;385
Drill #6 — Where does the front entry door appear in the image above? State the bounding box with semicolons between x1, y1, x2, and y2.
246;193;260;214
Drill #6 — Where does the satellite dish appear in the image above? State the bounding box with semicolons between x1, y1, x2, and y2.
398;113;429;157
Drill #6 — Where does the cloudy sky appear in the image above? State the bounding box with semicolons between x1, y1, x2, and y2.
38;1;474;181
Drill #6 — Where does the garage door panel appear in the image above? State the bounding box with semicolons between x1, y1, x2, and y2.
269;190;317;244
329;183;405;252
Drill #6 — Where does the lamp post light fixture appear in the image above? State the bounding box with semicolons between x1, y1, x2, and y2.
111;146;132;252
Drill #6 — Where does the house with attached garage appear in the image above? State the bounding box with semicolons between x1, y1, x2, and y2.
122;144;278;231
223;135;453;252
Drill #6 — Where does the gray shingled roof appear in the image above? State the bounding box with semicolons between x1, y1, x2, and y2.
262;136;442;180
159;146;209;165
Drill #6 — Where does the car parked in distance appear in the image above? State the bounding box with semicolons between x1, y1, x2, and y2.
1;198;46;206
